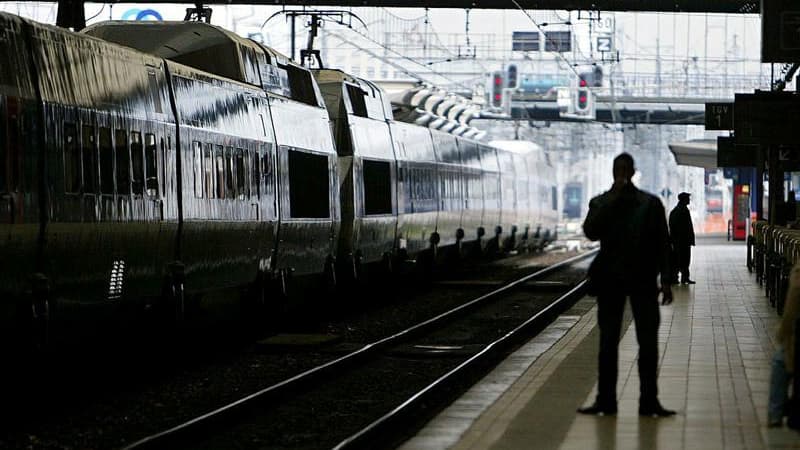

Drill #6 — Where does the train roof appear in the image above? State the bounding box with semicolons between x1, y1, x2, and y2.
488;140;544;154
84;21;324;107
83;21;280;86
313;68;393;121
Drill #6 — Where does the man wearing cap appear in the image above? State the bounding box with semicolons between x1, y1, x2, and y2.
669;192;696;284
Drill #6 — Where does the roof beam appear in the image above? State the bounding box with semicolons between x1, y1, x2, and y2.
93;0;757;13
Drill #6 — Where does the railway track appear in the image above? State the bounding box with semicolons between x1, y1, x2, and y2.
124;250;596;450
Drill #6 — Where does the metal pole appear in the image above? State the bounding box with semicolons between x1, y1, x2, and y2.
291;14;296;61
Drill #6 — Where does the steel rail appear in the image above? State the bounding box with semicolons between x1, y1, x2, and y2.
334;279;589;449
122;249;597;450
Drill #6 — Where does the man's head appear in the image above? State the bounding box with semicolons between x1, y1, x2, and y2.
612;153;635;182
678;192;691;204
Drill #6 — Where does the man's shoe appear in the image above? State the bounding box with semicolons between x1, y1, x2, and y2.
681;279;696;285
639;403;676;417
577;402;617;415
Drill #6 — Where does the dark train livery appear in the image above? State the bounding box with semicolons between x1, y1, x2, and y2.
0;13;557;345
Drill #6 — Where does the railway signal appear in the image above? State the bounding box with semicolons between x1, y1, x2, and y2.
572;73;595;120
491;71;504;108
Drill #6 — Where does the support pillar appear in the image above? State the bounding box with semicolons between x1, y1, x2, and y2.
56;0;85;30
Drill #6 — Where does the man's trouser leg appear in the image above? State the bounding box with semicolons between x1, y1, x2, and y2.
597;292;625;406
630;286;661;405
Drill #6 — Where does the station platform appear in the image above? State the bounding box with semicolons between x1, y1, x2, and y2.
399;236;800;450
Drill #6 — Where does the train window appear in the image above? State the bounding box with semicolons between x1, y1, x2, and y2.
346;84;368;118
283;64;319;107
64;123;80;193
7;114;18;192
98;127;113;195
261;146;274;198
258;114;267;137
288;149;329;218
363;159;391;215
193;141;203;198
215;145;225;199
160;138;167;197
203;143;215;199
251;149;260;199
551;186;557;210
82;125;97;194
235;148;247;200
225;146;235;199
147;70;163;114
0;109;5;192
144;133;158;197
115;130;130;195
131;132;144;195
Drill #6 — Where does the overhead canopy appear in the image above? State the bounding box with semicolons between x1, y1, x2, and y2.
668;139;718;169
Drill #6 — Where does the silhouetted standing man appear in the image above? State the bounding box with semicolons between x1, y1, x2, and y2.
579;153;675;417
669;192;696;284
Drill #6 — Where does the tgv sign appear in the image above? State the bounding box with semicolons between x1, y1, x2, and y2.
120;8;163;21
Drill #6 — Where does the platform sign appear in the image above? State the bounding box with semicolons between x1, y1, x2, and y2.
717;136;757;167
734;91;800;144
705;102;734;130
762;0;800;62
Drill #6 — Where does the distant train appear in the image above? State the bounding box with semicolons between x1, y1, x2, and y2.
0;13;558;347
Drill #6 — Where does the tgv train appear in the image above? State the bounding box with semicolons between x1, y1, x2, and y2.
0;13;557;346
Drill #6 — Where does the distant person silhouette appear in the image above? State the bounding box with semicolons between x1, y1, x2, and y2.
579;152;676;417
669;192;696;284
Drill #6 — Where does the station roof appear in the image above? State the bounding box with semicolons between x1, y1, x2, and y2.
668;139;718;169
92;0;757;13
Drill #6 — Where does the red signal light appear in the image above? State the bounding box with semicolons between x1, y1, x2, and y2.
494;93;502;101
579;94;587;103
579;79;587;87
494;76;503;86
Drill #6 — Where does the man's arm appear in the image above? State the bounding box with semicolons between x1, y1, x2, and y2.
583;196;609;241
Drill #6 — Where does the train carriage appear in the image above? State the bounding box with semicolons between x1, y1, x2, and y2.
23;19;180;341
391;121;439;266
86;21;340;299
477;143;503;254
314;69;397;283
430;129;464;260
455;138;487;255
0;13;43;343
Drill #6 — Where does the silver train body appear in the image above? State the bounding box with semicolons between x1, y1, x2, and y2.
0;13;557;344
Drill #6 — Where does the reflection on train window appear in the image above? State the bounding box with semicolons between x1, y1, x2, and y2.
283;64;319;107
193;141;203;198
225;146;235;199
261;145;274;198
144;133;158;197
131;132;144;195
82;125;97;194
235;148;247;199
363;159;391;215
203;143;215;199
251;148;260;199
288;149;329;218
215;145;224;199
115;129;130;195
99;127;113;195
64;123;80;193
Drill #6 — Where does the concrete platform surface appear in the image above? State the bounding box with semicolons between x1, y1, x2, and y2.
399;236;800;450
